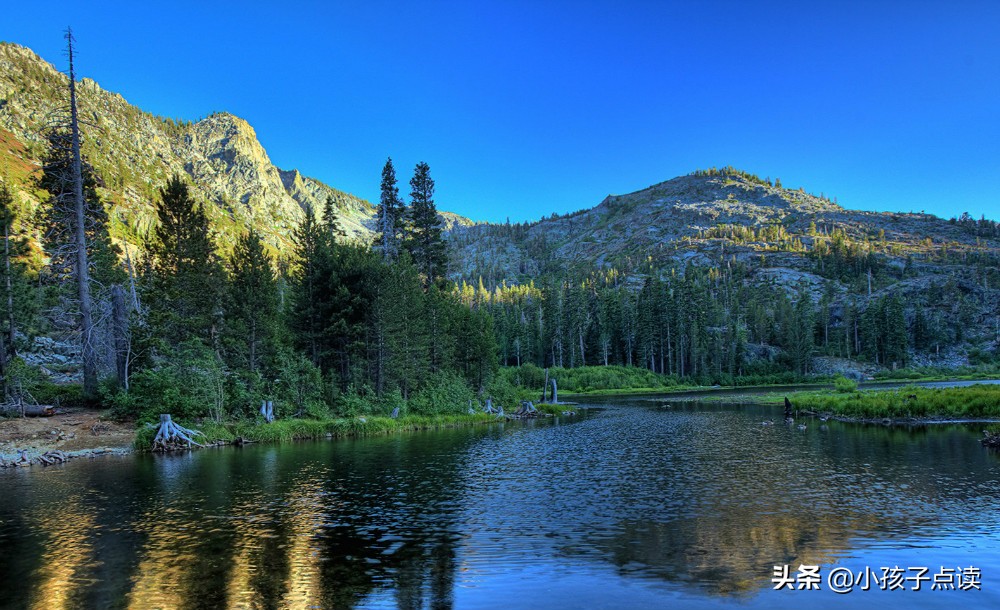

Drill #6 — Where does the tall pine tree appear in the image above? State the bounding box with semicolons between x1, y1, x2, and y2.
146;174;223;348
405;162;447;288
289;204;324;365
323;195;347;240
227;228;279;374
376;157;405;261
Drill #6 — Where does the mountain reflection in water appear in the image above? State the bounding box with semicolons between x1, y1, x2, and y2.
2;400;999;609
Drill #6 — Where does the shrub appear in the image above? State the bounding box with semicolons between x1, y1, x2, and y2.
833;374;858;393
408;372;475;416
274;350;326;418
111;341;225;422
484;375;531;410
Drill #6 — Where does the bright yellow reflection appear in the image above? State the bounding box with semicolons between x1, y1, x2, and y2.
30;496;96;610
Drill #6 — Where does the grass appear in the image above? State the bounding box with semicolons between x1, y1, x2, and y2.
872;364;1000;382
504;364;828;398
788;384;1000;420
133;411;524;451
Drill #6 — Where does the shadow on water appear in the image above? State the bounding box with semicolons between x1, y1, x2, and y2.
2;404;1000;608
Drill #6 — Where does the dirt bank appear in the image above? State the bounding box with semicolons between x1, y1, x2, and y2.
0;407;135;467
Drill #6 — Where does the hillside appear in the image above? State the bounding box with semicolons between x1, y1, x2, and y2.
450;170;997;283
0;42;471;255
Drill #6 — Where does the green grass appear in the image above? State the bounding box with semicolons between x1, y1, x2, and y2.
872;364;1000;382
788;384;1000;420
503;364;827;397
133;412;504;451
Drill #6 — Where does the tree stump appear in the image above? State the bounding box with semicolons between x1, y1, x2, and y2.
260;400;275;423
152;414;205;451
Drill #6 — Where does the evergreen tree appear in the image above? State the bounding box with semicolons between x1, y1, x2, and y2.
783;287;815;375
383;256;429;398
323;195;347;240
406;162;447;288
376;157;405;261
38;131;122;285
289;204;325;365
39;125;124;398
883;294;907;368
227;228;279;373
0;181;33;394
146;174;223;347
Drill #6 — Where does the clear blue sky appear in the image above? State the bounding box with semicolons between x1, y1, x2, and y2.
2;1;998;222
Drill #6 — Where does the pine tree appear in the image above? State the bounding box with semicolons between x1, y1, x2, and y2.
289;204;324;365
883;295;907;368
406;162;447;288
376;157;404;261
227;229;278;373
383;256;428;398
322;195;347;240
147;174;223;347
784;288;816;375
0;181;27;395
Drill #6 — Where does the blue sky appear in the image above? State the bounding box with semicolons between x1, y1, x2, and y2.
2;1;998;222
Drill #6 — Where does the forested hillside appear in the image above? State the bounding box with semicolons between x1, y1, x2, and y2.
452;169;1000;380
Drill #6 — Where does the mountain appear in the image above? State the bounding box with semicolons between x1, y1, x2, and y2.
450;169;998;284
0;42;472;255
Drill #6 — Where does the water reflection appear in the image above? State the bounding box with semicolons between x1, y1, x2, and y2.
29;495;96;610
1;405;999;608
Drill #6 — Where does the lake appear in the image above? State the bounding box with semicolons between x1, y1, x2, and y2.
2;397;999;609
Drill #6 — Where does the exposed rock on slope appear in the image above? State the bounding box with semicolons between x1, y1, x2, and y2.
0;42;473;253
449;172;994;282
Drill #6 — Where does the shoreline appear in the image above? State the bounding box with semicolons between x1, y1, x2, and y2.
6;378;999;467
565;376;1000;400
2;403;579;468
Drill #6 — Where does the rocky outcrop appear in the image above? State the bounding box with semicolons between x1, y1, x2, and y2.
0;42;468;254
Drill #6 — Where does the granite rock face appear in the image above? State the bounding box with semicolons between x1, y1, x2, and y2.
0;42;472;254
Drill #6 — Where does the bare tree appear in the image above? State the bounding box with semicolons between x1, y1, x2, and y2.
65;28;99;398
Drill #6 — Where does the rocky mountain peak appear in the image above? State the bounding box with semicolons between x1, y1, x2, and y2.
0;42;457;253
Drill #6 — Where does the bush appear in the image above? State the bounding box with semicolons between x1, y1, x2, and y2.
274;350;326;418
408;372;475;416
111;341;225;422
833;374;858;393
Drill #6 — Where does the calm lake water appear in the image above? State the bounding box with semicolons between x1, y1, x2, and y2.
2;397;999;609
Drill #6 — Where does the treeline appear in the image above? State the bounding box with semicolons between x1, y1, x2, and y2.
951;212;1000;238
1;145;502;421
458;257;988;385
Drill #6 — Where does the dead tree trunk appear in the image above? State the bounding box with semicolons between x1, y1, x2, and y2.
551;378;558;404
112;284;129;389
66;30;98;399
260;400;275;423
123;241;140;311
483;397;497;414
